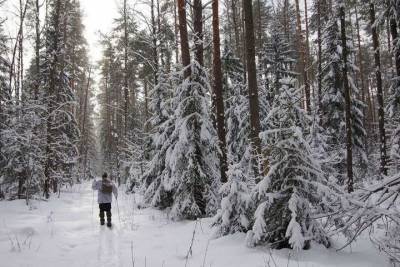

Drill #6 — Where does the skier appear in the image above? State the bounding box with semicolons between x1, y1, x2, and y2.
92;172;118;227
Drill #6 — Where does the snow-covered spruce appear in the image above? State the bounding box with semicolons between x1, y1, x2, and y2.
258;20;297;109
142;62;221;219
165;61;221;219
141;68;175;208
386;16;400;174
246;78;330;250
222;46;256;183
213;163;253;236
0;99;45;199
319;10;367;180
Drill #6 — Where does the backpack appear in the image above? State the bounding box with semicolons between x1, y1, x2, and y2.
101;180;113;194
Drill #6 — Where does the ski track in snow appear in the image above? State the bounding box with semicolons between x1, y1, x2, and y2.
0;181;391;267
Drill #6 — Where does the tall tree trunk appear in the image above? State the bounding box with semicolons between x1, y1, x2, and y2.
387;12;394;81
151;0;158;84
80;67;91;180
339;4;354;192
369;2;387;175
283;0;289;40
243;0;264;182
9;1;28;100
123;0;129;136
44;0;62;199
212;0;228;183
354;5;368;123
317;0;322;112
173;0;179;64
256;0;262;52
294;0;311;113
157;0;164;67
177;0;191;78
304;0;312;92
241;0;247;83
231;0;241;59
390;12;400;87
105;75;112;167
368;80;376;125
144;79;149;132
193;0;203;66
18;0;24;103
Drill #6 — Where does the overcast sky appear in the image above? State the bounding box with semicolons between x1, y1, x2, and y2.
2;0;121;65
79;0;119;64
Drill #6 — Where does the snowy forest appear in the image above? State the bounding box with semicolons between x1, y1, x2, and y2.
1;0;400;266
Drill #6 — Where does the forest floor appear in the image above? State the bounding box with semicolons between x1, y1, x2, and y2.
0;181;391;267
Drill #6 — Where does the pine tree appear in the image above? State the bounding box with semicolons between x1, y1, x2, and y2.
243;0;264;181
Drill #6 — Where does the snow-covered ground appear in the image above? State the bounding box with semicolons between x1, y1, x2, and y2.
0;182;390;267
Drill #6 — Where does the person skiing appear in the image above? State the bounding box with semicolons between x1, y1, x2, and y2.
92;172;118;227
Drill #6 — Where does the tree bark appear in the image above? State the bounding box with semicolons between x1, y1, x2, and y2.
212;0;228;183
390;13;400;85
317;0;322;112
44;0;62;199
151;0;158;84
304;0;312;91
243;0;264;182
283;0;289;41
256;0;262;52
144;79;149;132
354;6;367;118
173;0;179;64
177;0;191;78
80;66;91;180
339;4;354;192
193;0;203;66
18;0;24;103
294;0;311;113
123;0;129;136
231;0;241;59
369;2;387;175
9;1;28;99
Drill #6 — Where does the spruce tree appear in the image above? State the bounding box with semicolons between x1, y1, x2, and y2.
43;0;80;196
213;163;253;236
212;46;254;235
165;62;221;219
247;78;330;250
141;68;175;208
319;9;367;182
223;47;250;167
